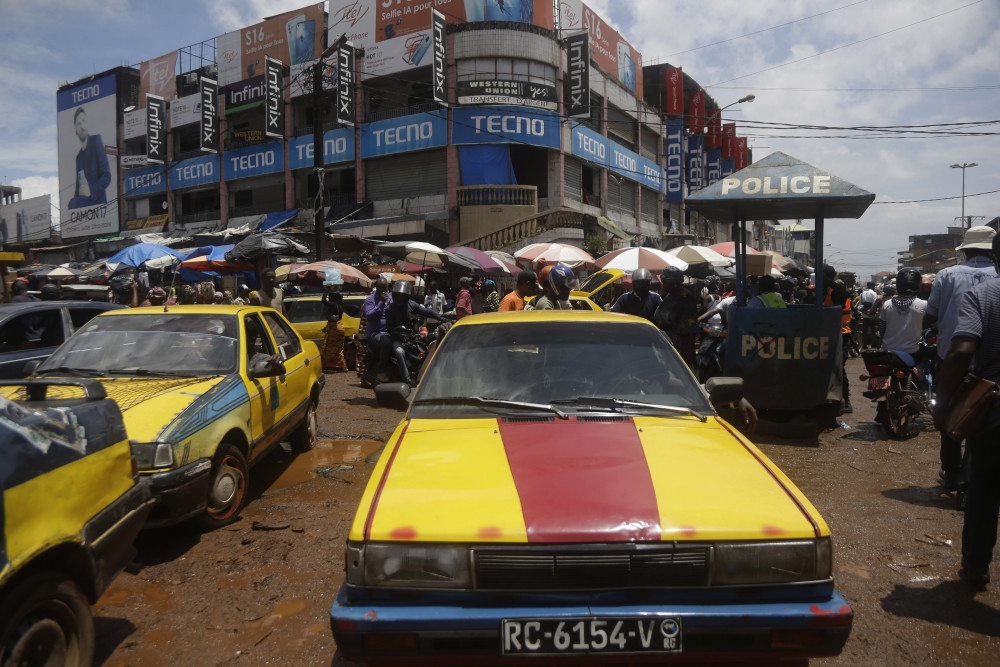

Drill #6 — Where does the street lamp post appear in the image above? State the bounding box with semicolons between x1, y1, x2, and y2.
950;162;977;229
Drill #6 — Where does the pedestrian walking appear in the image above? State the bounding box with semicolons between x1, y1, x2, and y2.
933;231;1000;591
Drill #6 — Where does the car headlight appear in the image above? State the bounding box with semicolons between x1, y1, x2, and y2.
130;440;175;470
712;538;832;585
346;542;471;588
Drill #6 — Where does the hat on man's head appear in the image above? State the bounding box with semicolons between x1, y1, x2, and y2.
956;226;996;252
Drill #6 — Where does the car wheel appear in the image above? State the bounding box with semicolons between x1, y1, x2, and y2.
0;573;94;667
197;443;248;529
290;397;318;453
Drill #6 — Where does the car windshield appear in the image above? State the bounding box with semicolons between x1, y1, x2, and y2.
411;321;712;419
38;313;238;377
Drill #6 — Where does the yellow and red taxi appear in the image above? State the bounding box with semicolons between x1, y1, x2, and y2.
330;311;851;663
1;380;152;665
2;305;324;530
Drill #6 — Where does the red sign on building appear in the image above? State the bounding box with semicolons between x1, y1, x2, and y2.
665;67;683;115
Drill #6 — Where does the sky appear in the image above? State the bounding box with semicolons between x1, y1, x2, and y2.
0;0;997;281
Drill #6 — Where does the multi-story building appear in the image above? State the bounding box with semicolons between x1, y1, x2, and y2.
54;2;752;258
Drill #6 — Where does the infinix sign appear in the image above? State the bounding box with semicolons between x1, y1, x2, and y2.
264;57;284;139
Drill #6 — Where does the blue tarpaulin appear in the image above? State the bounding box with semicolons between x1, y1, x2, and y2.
458;146;516;185
258;209;300;232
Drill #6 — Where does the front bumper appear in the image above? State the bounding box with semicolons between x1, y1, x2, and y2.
143;458;212;527
330;586;852;663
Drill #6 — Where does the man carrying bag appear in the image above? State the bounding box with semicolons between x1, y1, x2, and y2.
934;232;1000;592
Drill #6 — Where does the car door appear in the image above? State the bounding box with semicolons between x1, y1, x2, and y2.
260;310;311;433
0;307;67;378
241;312;281;461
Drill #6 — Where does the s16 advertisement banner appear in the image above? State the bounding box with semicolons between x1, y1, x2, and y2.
57;73;119;239
558;0;642;94
216;3;325;86
0;195;51;246
328;0;554;78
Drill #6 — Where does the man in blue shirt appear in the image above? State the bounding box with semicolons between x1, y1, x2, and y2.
364;277;391;380
611;268;662;321
934;231;1000;591
926;226;997;505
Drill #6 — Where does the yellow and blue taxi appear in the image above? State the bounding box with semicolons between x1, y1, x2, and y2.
2;305;325;530
284;293;367;367
1;379;153;665
330;311;851;663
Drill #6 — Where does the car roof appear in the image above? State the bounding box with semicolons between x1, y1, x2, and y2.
95;304;270;316
285;293;367;300
451;309;650;327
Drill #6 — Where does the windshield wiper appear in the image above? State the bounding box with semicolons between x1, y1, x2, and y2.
550;396;708;422
34;366;107;377
413;396;569;420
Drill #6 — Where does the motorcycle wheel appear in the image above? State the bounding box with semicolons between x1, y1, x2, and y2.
884;381;909;439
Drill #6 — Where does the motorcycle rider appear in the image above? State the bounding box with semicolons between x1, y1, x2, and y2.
879;268;931;372
382;281;445;387
611;268;662;320
653;266;699;368
532;265;577;310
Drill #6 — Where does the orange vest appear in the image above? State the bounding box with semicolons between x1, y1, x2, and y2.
824;289;852;334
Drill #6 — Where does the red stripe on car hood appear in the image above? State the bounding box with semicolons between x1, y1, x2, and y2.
498;418;661;542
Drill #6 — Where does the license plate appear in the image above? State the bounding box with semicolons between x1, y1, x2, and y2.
501;617;682;655
868;377;890;391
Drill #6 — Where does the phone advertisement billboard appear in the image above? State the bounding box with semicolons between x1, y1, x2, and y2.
328;0;554;78
0;195;51;246
57;74;119;239
558;0;642;94
217;3;325;86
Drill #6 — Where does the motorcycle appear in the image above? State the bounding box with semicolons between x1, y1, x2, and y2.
860;336;935;439
697;322;727;383
358;325;436;389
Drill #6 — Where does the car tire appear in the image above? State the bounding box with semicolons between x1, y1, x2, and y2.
290;397;318;453
0;572;94;667
197;443;248;530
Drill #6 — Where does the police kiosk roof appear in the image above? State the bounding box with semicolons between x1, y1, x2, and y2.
686;152;875;222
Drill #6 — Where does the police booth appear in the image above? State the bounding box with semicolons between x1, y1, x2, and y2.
687;153;875;428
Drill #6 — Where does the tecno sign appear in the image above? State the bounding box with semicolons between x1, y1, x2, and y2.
721;175;831;195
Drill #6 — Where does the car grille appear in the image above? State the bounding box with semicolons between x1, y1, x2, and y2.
473;544;710;590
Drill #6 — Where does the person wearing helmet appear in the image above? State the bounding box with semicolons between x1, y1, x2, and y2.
611;267;662;320
652;266;699;368
532;265;577;310
39;283;62;301
879;268;929;359
382;280;445;386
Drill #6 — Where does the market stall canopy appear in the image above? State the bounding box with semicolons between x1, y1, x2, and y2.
376;241;479;271
686;152;875;221
224;232;310;262
106;243;185;272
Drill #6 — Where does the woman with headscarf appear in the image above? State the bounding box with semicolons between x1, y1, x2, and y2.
320;269;348;373
482;280;500;312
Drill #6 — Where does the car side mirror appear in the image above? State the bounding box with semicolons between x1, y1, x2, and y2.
374;382;411;410
249;357;286;379
22;360;41;376
705;377;744;406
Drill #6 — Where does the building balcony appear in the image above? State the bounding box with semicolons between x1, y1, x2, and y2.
457;184;537;207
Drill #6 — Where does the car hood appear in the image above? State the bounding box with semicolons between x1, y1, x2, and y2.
101;376;231;442
354;416;827;544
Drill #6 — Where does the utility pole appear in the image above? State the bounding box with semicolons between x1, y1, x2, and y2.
950;162;978;229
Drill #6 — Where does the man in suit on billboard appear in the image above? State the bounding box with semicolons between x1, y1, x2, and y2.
68;107;111;209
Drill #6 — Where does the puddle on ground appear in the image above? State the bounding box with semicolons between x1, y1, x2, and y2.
270;438;382;490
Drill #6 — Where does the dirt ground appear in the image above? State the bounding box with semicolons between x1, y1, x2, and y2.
93;357;1000;665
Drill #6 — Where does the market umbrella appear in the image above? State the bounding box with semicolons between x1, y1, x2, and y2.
288;260;372;287
376;241;478;271
106;243;185;271
445;246;519;274
762;250;797;272
485;250;519;268
179;245;255;273
707;242;762;259
31;266;84;279
224;232;310;262
513;242;596;270
594;247;689;273
274;263;304;281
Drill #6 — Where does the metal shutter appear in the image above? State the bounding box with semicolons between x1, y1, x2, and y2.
564;157;583;202
641;186;658;222
365;151;447;201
